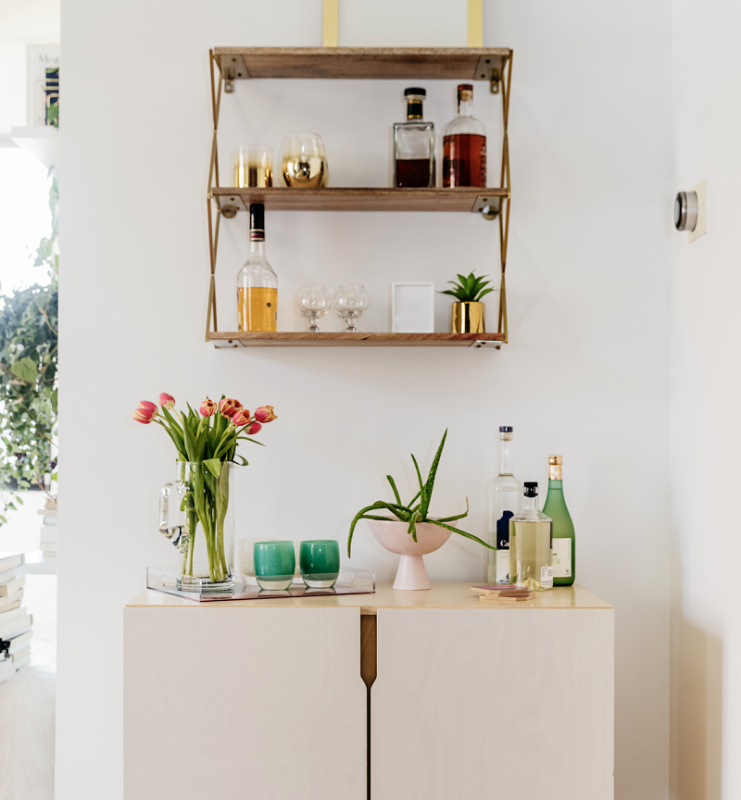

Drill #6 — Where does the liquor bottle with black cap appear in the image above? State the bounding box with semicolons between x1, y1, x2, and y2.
442;83;487;187
393;88;435;188
543;455;575;586
509;482;553;591
237;203;278;332
486;426;522;584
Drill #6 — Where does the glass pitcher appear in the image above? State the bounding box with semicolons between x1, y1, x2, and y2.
159;461;235;593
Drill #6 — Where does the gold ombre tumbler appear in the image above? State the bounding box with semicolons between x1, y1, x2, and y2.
233;145;273;188
451;301;486;333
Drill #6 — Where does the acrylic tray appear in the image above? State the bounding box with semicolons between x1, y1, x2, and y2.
146;565;376;603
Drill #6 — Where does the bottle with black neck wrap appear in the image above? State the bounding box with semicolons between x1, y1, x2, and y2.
542;455;575;586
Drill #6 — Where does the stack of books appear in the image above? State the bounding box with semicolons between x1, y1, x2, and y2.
39;498;57;557
0;649;14;684
0;553;32;671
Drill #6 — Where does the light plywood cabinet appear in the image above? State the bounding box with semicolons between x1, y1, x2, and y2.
124;607;367;800
124;585;614;800
372;608;614;799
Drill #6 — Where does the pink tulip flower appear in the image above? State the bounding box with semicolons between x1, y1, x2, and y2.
247;422;262;435
232;410;251;427
254;405;277;423
159;393;176;410
200;398;217;417
133;401;158;424
220;398;243;418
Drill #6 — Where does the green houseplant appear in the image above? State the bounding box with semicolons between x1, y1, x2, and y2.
440;270;494;334
347;430;493;590
0;174;59;522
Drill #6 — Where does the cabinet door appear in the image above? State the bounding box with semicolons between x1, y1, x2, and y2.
125;607;366;800
372;608;614;800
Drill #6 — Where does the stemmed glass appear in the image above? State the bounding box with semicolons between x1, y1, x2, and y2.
332;284;369;332
296;284;331;332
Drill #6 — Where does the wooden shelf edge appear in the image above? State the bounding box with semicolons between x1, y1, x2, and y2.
211;187;508;214
213;47;513;82
208;332;505;348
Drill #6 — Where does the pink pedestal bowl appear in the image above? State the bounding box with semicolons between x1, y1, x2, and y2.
366;519;455;591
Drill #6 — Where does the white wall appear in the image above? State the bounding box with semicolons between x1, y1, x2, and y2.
59;1;672;797
670;1;741;798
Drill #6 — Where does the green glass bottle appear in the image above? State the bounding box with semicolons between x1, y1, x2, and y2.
542;455;575;586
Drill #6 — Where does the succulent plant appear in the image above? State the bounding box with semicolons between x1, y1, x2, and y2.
440;271;495;303
347;429;494;557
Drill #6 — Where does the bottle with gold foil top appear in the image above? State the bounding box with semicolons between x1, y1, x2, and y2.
237;203;278;332
542;455;575;586
442;84;487;187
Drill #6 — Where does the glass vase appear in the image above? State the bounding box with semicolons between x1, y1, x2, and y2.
159;461;236;593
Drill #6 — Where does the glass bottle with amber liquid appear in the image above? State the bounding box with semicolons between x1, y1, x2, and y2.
509;482;553;591
237;203;277;332
542;455;575;586
442;84;487;187
393;88;435;188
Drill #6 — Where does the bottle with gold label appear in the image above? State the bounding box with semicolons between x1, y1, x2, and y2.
542;455;575;586
237;203;278;332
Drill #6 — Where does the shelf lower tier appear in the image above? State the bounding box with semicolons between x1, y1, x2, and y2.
209;332;504;348
211;187;507;215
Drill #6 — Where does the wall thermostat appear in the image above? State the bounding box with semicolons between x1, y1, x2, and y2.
674;190;698;232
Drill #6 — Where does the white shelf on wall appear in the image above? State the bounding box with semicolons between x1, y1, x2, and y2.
10;126;59;171
24;550;57;576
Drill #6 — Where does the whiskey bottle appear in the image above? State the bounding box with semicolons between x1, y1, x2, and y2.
393;88;435;188
509;483;553;591
486;426;522;584
442;84;487;187
237;203;278;332
542;455;575;586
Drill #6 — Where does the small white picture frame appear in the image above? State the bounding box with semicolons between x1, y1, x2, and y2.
390;282;435;333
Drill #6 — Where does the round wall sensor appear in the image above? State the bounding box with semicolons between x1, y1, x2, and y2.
675;191;698;232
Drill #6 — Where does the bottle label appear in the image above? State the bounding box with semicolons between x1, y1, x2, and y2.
496;550;510;584
552;539;572;578
496;511;513;549
540;565;554;589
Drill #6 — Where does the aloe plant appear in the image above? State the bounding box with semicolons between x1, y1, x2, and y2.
439;271;494;303
347;430;495;557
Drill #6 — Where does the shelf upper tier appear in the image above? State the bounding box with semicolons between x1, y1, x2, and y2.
213;47;511;81
209;332;504;348
211;187;506;214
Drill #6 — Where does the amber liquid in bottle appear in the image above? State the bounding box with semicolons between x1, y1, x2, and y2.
237;287;277;332
442;133;487;188
396;158;432;188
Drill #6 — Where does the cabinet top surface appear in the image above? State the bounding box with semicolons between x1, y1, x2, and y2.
126;583;611;613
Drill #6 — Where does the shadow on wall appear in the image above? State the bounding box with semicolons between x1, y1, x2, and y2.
673;618;723;800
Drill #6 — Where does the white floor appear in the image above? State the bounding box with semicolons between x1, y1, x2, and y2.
0;492;57;799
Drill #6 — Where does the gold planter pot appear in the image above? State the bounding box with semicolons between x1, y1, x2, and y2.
451;301;486;333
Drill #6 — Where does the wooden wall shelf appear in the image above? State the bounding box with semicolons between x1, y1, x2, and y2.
213;47;511;82
212;187;507;215
205;46;513;346
209;332;505;348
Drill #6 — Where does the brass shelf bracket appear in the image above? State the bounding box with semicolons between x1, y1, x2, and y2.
496;52;513;344
206;49;224;341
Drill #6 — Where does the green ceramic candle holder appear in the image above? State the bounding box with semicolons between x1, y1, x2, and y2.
300;540;340;589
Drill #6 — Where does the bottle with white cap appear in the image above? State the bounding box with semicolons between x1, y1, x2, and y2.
485;426;522;584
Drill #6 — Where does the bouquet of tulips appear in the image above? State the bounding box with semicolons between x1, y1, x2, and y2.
134;393;277;587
